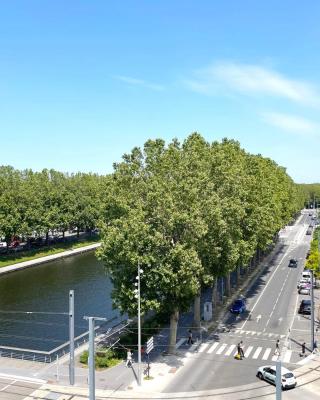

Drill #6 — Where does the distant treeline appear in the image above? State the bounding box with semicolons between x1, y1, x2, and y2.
297;184;320;207
0;166;109;247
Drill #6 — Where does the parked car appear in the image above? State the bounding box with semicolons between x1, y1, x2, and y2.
306;227;313;235
298;299;311;315
256;365;296;390
297;278;311;289
230;298;246;314
298;283;311;295
288;258;298;268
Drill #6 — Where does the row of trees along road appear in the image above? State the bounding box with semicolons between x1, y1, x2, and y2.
0;167;105;249
97;133;305;353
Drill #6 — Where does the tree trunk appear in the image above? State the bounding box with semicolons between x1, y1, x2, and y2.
45;231;49;246
237;266;241;284
168;309;179;354
77;227;80;238
225;272;231;297
193;294;201;330
212;278;218;310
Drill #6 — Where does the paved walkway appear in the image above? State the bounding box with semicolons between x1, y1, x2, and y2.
0;243;101;276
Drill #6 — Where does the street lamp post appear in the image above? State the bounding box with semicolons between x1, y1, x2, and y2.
134;264;143;386
311;271;315;351
83;316;107;400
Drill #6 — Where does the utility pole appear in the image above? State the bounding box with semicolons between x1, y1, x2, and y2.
311;271;315;351
276;358;282;400
84;316;107;400
134;264;143;386
69;290;75;385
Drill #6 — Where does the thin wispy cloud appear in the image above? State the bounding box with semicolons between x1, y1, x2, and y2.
114;75;164;91
185;62;320;107
262;112;319;136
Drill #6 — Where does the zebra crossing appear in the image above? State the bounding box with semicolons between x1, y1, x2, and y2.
196;341;297;364
232;329;286;339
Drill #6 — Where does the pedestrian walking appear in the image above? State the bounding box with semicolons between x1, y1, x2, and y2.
126;349;133;367
239;341;245;358
300;342;306;357
236;342;243;359
313;339;318;354
187;329;194;345
274;339;280;356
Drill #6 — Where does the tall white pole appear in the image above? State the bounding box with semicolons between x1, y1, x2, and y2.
138;265;142;386
69;290;75;385
311;271;315;351
276;358;282;400
88;317;95;400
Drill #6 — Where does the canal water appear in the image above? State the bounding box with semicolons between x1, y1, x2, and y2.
0;252;122;352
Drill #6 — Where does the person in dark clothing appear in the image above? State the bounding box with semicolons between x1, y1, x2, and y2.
187;329;194;345
237;341;244;359
301;342;306;357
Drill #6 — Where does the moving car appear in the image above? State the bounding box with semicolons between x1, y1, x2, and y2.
230;298;246;314
298;283;311;295
298;299;311;315
288;258;298;268
256;365;297;390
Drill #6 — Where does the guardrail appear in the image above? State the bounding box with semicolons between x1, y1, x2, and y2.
0;316;128;363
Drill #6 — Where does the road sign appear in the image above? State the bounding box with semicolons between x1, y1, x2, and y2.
146;336;154;354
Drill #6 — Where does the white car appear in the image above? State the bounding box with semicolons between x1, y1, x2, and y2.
256;365;297;390
298;283;311;295
297;278;311;288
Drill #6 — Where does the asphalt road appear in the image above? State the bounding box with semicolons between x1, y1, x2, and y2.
163;210;317;393
0;377;39;400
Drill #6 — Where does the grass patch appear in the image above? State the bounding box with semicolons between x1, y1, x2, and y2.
0;236;100;268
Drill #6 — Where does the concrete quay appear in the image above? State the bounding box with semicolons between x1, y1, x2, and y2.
0;242;101;276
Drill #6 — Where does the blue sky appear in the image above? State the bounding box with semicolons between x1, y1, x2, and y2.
1;1;320;183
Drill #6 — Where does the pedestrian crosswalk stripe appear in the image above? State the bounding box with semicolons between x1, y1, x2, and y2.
176;338;186;349
252;347;262;359
262;348;271;360
208;342;219;353
199;343;209;353
272;354;278;361
244;346;253;357
216;343;227;354
225;344;236;356
283;350;292;363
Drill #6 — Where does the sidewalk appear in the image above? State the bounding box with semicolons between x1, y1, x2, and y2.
0;243;101;276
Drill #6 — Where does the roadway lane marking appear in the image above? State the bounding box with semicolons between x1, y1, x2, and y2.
207;342;219;353
283;350;292;363
244;346;253;357
239;240;295;330
216;344;227;354
264;269;290;329
252;347;262;359
225;344;236;356
262;348;271;360
0;380;16;392
198;343;209;353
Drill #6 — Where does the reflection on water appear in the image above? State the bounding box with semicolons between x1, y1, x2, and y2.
0;252;120;351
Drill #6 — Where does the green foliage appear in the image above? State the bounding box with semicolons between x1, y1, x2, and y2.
0;166;105;248
305;227;320;278
80;349;121;369
98;133;303;349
